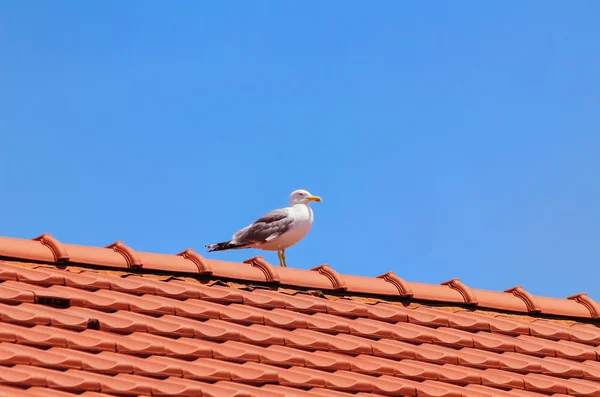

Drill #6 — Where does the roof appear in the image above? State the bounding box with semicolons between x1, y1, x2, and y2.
0;233;598;397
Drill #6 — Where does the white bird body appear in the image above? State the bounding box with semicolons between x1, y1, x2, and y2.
206;189;322;267
255;204;314;251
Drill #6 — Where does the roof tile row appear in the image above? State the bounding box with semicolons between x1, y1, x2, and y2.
0;235;597;319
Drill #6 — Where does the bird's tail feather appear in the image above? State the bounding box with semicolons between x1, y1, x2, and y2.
205;240;247;252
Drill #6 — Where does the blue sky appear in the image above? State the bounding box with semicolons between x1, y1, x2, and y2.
1;2;599;300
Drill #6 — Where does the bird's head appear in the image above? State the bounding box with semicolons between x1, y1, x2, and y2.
290;189;322;205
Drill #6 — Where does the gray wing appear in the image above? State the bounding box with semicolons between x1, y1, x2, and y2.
232;208;293;245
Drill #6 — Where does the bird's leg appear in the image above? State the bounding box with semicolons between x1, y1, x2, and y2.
281;249;287;268
277;249;284;267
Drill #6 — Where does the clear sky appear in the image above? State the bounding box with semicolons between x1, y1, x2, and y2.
1;2;599;300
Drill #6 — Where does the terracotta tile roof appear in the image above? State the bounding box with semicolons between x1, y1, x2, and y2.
0;233;598;396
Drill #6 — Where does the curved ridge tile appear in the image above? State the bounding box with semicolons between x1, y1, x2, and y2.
569;293;600;319
504;286;541;313
105;241;142;268
208;258;273;283
407;282;467;303
176;248;212;274
0;234;597;320
243;256;280;283
376;272;413;297
441;278;478;305
65;244;129;268
31;234;69;263
310;264;347;291
137;252;201;274
0;237;55;263
342;275;400;296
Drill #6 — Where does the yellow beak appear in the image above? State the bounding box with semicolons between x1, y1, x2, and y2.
307;195;322;203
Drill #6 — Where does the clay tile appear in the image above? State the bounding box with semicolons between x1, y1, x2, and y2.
427;326;475;347
249;290;327;313
0;366;46;387
79;271;155;294
340;371;419;395
63;307;144;333
377;304;449;327
146;355;229;379
65;370;150;395
307;351;356;371
278;310;346;333
167;378;250;397
568;293;600;319
299;366;375;391
80;330;162;355
160;316;242;341
117;374;203;396
354;355;410;376
55;269;111;290
478;368;526;389
322;298;370;318
366;304;409;323
123;275;198;298
0;301;51;326
32;234;69;262
16;387;78;397
18;365;100;391
477;350;542;372
21;303;89;329
216;382;286;397
167;280;243;303
0;284;35;303
258;327;328;351
504;286;541;313
521;373;568;394
0;262;64;286
0;342;81;369
125;333;210;358
441;278;478;305
49;347;130;373
522;335;597;360
95;290;175;314
308;388;365;397
465;384;522;396
79;393;120;397
119;311;196;337
236;288;286;309
310;264;347;291
542;356;587;378
1;322;67;347
222;341;302;366
31;326;114;352
243;256;280;283
100;351;182;377
202;359;280;383
236;305;308;329
376;272;414;297
105;241;142;268
176;248;212;274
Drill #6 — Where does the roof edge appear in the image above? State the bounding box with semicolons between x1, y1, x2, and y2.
0;233;597;320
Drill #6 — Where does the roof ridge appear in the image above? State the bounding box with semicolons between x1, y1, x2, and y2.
0;233;597;320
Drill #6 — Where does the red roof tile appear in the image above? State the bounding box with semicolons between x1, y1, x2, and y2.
0;233;597;396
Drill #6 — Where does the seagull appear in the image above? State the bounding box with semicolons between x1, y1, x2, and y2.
205;189;322;267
